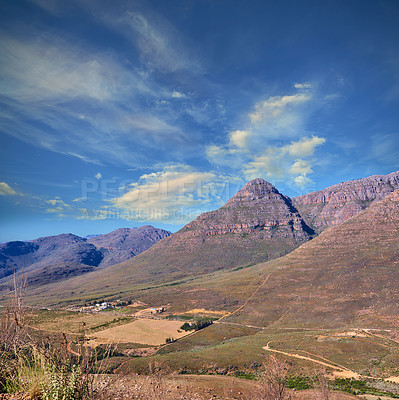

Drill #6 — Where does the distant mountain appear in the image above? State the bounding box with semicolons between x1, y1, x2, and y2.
293;170;399;233
87;226;171;268
0;226;171;286
0;234;102;285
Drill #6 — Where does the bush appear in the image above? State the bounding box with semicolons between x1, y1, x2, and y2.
42;364;89;400
285;375;313;390
179;318;213;332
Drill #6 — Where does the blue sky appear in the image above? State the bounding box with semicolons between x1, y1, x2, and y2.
1;0;399;241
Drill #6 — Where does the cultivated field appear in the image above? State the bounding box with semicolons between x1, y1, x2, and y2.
87;317;191;346
29;309;134;334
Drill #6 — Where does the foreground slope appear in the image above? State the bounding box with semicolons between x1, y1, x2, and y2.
293;170;399;233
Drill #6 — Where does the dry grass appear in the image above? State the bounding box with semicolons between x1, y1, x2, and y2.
31;311;133;334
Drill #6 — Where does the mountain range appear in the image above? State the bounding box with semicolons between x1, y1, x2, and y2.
2;169;397;309
0;226;171;286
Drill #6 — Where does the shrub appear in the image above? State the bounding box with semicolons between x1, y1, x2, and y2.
42;364;89;400
179;318;213;332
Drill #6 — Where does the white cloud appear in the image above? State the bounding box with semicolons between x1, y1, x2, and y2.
172;90;186;99
44;198;71;217
243;152;285;181
45;207;65;215
229;130;251;148
206;87;316;169
282;136;326;157
249;93;311;124
294;175;314;190
242;136;326;187
110;164;235;223
72;197;88;202
294;82;313;89
289;159;313;175
0;182;18;196
205;144;243;166
203;81;326;192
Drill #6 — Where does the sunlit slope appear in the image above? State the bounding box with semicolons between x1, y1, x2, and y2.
136;189;399;329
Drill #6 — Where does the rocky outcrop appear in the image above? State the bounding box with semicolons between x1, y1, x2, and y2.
293;170;399;232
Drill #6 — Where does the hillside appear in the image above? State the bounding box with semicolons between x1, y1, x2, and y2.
293;170;399;233
110;178;314;277
0;234;103;285
132;188;399;329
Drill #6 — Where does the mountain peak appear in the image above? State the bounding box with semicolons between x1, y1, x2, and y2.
228;178;279;203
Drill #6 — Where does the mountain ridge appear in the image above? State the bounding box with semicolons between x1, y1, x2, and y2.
293;170;399;232
0;226;171;285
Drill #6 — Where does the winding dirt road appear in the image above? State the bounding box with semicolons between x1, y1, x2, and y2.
263;341;359;379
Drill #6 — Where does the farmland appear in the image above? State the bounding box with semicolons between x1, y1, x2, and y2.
87;317;191;346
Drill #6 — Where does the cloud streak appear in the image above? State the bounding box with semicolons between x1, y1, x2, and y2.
0;27;200;167
0;182;20;196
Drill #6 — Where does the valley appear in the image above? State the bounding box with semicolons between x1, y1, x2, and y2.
2;171;399;399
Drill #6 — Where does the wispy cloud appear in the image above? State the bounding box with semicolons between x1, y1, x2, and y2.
0;27;197;167
0;182;20;196
107;9;202;75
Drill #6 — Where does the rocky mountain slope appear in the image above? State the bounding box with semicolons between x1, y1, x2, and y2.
0;226;170;286
293;170;399;233
124;180;315;277
126;188;399;329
